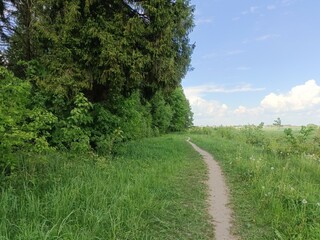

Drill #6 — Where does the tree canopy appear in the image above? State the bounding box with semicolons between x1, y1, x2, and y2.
1;0;194;159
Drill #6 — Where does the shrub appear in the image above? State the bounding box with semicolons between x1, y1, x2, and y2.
0;67;56;173
168;87;193;131
241;124;268;147
51;93;92;152
0;67;32;152
114;92;152;140
150;92;173;134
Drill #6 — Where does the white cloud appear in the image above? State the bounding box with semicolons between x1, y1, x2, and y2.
183;80;320;126
256;34;279;41
234;105;263;115
261;80;320;112
185;93;228;126
184;84;265;96
250;6;259;13
242;6;260;15
236;66;251;71
190;96;228;117
193;9;213;25
231;80;320;125
281;0;297;6
195;17;213;25
183;84;265;125
225;49;245;56
267;5;276;10
201;49;244;59
234;105;247;114
201;52;217;60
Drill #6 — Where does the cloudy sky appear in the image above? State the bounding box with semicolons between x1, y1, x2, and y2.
182;0;320;126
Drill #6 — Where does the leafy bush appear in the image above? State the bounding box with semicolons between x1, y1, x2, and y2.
188;126;215;135
215;126;238;139
51;93;92;152
270;126;318;157
0;67;57;152
168;87;193;131
241;123;268;147
150;92;173;134
114;92;152;140
0;67;57;173
90;103;120;153
0;67;32;152
95;128;124;155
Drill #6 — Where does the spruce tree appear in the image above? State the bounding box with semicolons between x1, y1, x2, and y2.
4;0;195;139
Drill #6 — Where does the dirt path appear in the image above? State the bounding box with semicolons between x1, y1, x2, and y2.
187;138;238;240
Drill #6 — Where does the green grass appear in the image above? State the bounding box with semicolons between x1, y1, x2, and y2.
0;135;214;239
188;130;320;240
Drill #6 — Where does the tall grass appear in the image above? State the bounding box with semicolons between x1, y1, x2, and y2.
0;135;214;239
189;128;320;239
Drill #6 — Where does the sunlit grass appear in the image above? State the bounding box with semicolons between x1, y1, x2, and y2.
0;135;214;239
189;131;320;239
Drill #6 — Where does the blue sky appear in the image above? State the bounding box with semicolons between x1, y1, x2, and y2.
182;0;320;126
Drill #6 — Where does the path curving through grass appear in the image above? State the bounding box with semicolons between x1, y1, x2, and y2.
187;138;238;240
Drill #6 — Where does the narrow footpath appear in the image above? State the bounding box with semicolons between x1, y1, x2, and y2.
187;138;238;240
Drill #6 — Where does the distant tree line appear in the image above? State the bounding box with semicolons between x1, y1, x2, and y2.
0;0;194;160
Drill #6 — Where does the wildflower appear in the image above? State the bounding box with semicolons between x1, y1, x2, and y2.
265;192;271;196
302;199;308;205
316;202;320;207
271;167;274;170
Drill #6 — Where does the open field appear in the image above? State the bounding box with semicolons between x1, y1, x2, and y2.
0;135;213;240
188;126;320;239
2;126;320;239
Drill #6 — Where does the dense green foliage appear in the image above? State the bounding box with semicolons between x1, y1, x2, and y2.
1;0;194;173
0;67;57;174
188;126;320;239
2;0;194;95
0;136;213;239
1;2;198;238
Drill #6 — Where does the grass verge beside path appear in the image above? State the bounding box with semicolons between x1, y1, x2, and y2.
189;133;320;240
0;135;214;240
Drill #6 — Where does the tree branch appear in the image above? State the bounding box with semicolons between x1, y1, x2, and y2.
122;0;150;23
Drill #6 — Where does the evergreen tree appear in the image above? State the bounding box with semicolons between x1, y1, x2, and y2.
10;0;195;101
3;0;195;147
0;0;39;76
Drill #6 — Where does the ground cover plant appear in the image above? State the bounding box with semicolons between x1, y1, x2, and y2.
188;126;320;239
0;135;214;239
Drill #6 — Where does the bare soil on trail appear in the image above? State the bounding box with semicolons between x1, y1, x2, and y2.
187;139;238;240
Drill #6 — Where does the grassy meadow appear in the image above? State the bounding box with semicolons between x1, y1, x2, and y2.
0;135;214;240
188;126;320;239
2;125;320;240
